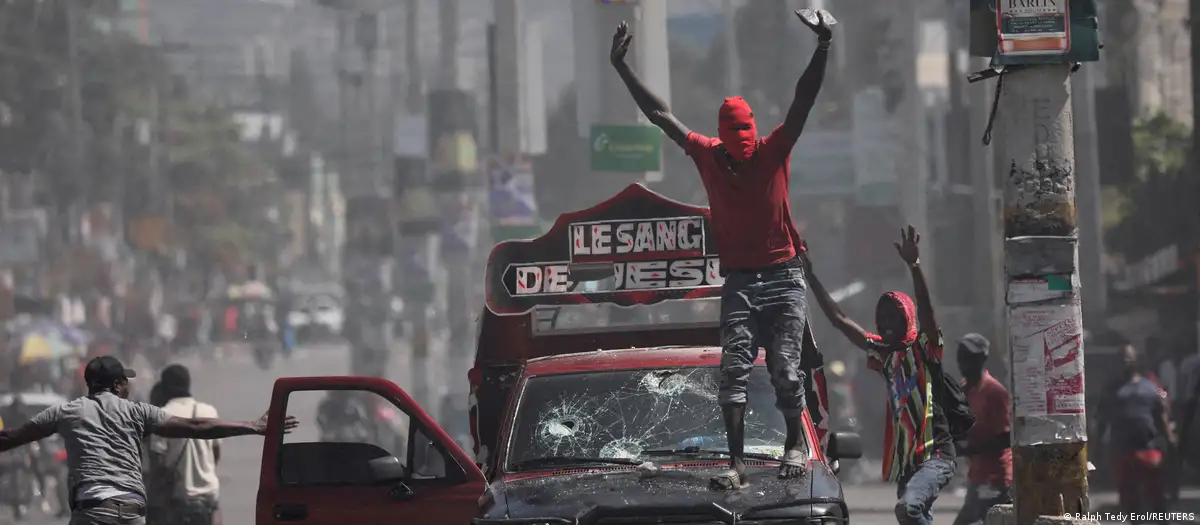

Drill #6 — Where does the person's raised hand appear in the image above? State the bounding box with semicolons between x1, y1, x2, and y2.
795;8;834;41
610;21;632;67
254;411;299;435
893;225;921;266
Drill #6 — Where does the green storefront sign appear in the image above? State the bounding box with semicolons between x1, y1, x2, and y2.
590;124;662;172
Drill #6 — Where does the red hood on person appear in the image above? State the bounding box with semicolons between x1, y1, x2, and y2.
718;96;758;161
865;291;918;347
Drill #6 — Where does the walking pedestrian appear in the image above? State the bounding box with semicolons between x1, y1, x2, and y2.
802;227;960;525
1099;344;1174;522
609;6;833;490
952;334;1012;525
0;355;297;525
145;364;222;525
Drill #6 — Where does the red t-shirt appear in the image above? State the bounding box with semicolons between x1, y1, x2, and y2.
684;125;802;270
964;371;1013;486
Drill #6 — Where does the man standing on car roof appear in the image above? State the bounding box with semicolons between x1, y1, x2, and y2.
610;8;831;490
0;355;296;525
802;227;958;525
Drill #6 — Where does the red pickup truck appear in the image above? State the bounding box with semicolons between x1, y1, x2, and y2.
254;184;862;525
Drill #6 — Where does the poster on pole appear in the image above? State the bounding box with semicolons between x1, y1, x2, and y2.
1010;304;1086;418
970;0;1099;65
487;156;538;227
996;0;1070;58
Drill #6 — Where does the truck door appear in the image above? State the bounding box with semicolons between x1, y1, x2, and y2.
255;376;485;525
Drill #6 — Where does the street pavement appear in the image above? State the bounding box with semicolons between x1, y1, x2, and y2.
7;343;1200;524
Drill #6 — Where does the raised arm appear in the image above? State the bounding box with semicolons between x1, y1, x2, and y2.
610;22;690;147
1157;392;1177;449
798;245;872;351
778;9;833;145
1;404;62;452
152;412;298;440
0;423;55;453
894;225;937;341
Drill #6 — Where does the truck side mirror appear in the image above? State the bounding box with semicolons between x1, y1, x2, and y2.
828;432;863;460
368;455;408;484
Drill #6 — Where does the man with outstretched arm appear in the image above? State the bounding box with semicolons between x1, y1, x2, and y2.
610;8;832;490
800;227;957;525
0;356;298;525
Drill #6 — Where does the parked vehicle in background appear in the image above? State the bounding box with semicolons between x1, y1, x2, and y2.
288;293;345;344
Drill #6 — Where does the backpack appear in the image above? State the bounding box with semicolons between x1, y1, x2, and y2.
935;364;977;454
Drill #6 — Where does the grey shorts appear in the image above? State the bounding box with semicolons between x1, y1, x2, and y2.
717;263;809;417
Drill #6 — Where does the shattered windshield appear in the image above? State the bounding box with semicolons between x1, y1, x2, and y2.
506;366;787;469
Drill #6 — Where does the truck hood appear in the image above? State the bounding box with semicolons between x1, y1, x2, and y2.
483;463;845;523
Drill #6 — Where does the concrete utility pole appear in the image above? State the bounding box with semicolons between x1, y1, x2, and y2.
994;64;1091;525
336;10;351;204
404;0;422;113
493;0;522;157
61;0;87;296
575;0;669;192
1072;63;1107;325
949;0;1003;346
892;0;930;277
437;0;459;90
431;0;463;428
1191;0;1200;354
968;55;1004;357
723;0;740;95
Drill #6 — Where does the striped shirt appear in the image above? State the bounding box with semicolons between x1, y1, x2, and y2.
866;330;954;482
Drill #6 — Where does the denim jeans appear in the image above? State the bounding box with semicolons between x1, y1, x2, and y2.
895;457;956;525
717;263;809;417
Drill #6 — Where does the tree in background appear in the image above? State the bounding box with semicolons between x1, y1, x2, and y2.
1104;113;1194;260
0;0;280;276
286;49;324;153
0;0;71;186
166;101;278;272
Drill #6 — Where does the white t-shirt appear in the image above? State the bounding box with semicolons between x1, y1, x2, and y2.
155;398;221;499
157;314;178;341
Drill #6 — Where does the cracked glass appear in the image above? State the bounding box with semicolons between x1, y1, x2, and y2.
505;366;788;469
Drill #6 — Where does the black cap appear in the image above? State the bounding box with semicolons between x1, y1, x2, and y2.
958;333;991;357
84;355;136;387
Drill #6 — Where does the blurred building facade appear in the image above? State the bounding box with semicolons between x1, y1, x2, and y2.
1103;0;1193;125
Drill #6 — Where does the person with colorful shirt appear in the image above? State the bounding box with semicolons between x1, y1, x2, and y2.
801;226;956;525
609;8;833;489
1099;344;1175;521
953;334;1012;525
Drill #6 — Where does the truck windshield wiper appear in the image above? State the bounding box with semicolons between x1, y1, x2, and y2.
640;446;780;462
509;456;643;471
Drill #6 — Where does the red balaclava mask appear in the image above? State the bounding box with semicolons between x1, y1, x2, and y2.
866;291;919;348
718;96;758;161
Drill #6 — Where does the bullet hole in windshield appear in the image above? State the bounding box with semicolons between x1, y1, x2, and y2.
521;369;784;464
